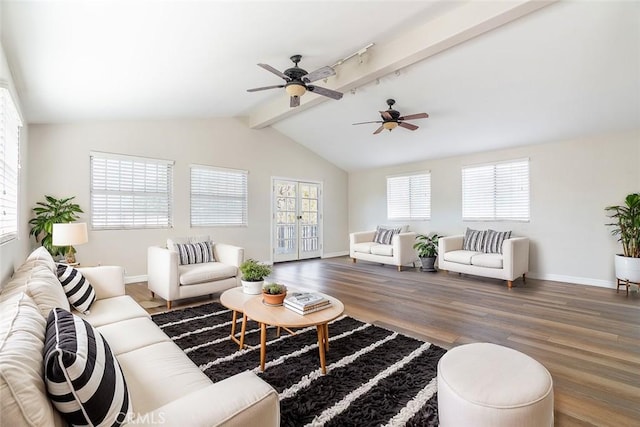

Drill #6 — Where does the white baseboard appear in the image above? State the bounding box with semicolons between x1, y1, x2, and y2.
125;274;148;284
527;272;616;289
322;251;349;258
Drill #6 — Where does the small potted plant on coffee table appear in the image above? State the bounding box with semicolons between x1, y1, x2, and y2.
413;233;442;272
239;259;272;295
262;283;287;306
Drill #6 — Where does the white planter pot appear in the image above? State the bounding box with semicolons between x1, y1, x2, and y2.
614;254;640;283
241;280;263;295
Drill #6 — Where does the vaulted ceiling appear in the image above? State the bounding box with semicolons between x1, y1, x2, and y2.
2;1;639;171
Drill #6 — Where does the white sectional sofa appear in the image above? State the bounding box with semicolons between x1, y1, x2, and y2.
350;228;419;271
438;233;529;288
0;247;279;426
148;236;244;309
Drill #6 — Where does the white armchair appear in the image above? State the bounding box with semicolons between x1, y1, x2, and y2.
350;230;419;271
147;239;244;309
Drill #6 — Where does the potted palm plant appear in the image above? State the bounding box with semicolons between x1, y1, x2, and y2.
413;233;441;272
239;259;272;295
606;193;640;284
28;195;83;258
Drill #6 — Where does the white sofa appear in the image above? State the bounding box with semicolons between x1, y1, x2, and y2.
0;247;279;427
438;234;529;288
350;229;419;271
148;236;244;309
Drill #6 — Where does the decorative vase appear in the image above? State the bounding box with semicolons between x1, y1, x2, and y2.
262;291;287;306
241;280;263;295
614;254;640;283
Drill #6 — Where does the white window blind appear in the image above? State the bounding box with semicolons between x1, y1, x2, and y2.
90;152;174;230
190;165;248;227
0;88;22;244
387;172;431;220
462;158;530;221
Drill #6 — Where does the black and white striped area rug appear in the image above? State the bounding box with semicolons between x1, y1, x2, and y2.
152;302;445;426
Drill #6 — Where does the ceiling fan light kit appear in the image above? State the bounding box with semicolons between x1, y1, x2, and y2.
247;54;343;108
285;83;306;98
383;121;398;131
353;98;429;135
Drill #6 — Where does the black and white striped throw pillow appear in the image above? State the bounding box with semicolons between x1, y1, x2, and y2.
483;229;512;254
175;241;214;265
44;308;132;427
373;226;401;245
462;228;486;252
56;264;96;314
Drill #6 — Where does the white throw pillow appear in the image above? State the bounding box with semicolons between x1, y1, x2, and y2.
25;246;56;273
26;271;71;318
0;292;58;427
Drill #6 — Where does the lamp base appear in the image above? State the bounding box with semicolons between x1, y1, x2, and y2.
64;247;77;264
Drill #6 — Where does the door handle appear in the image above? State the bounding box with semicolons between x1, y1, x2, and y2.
297;215;302;220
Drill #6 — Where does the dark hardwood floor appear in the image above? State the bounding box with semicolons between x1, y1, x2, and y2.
127;256;640;427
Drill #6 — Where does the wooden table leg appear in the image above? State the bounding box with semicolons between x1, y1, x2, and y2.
229;310;244;348
324;323;329;351
260;322;267;371
239;313;247;349
317;324;327;374
230;310;237;337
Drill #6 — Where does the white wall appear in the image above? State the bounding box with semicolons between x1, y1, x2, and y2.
0;40;30;285
27;119;348;279
349;130;640;287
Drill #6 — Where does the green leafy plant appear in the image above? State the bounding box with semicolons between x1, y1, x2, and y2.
28;195;83;257
413;233;441;258
239;259;272;282
263;283;286;295
606;193;640;258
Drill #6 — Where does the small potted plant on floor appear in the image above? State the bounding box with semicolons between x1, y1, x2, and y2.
239;259;272;295
262;283;287;306
606;193;640;290
413;233;441;272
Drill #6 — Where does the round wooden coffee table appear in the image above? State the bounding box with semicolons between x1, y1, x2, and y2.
219;287;259;349
243;291;344;374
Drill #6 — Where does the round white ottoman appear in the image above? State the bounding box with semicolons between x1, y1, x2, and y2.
437;343;553;426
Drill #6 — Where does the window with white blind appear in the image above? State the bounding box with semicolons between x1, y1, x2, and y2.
387;172;431;220
190;165;248;227
0;88;22;244
90;152;174;230
462;158;530;221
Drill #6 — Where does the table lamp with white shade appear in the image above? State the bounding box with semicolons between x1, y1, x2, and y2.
52;222;88;264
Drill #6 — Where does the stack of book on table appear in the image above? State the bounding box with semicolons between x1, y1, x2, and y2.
284;292;331;315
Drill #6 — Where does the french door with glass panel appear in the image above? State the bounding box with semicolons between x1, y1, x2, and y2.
273;179;322;262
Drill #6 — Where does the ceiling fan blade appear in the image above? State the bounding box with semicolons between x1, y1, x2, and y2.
373;125;385;135
257;63;288;80
352;120;383;125
307;85;343;100
398;112;429;121
303;66;336;83
290;96;300;108
247;85;285;92
398;121;419;131
380;111;393;120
